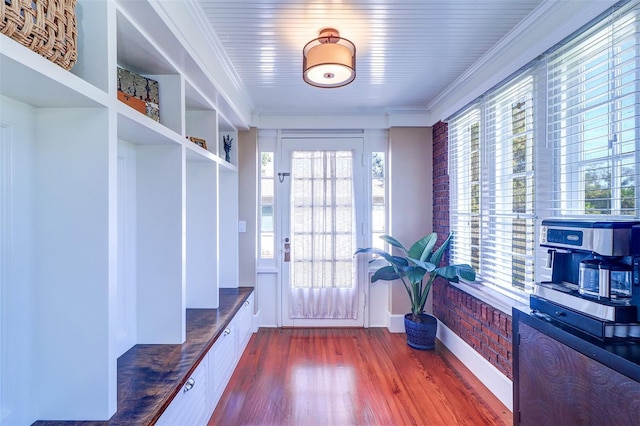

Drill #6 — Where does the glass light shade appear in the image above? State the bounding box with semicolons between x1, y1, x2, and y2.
303;29;355;88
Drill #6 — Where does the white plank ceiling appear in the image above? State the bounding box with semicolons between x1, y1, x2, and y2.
196;0;543;117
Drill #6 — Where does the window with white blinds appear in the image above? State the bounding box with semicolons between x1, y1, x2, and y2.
485;75;537;293
450;74;536;298
448;1;640;302
449;108;481;275
547;5;640;217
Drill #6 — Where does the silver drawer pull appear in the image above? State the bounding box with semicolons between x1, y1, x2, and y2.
244;300;250;307
183;377;195;392
224;328;231;336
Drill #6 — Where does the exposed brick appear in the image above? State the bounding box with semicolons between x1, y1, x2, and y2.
463;316;482;332
481;305;490;323
432;122;513;378
499;314;509;334
465;334;481;349
487;337;509;359
481;326;500;344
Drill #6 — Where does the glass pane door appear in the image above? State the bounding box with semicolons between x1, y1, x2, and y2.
280;138;365;327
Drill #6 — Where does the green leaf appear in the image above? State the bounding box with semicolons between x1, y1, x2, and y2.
434;264;476;282
430;233;452;266
453;264;476;281
355;247;394;264
434;266;460;280
408;233;437;262
379;235;407;252
405;265;427;285
371;265;403;282
357;232;476;316
406;257;436;272
354;247;387;256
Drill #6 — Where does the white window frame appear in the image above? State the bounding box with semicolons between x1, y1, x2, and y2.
450;73;537;305
364;131;389;271
447;1;640;309
550;6;640;217
257;130;278;270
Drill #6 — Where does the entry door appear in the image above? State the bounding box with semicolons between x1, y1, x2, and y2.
280;138;365;327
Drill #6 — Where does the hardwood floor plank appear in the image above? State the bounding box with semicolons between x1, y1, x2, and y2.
209;328;511;426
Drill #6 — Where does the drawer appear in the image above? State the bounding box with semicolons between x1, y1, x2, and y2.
234;294;254;354
207;324;235;411
156;357;208;426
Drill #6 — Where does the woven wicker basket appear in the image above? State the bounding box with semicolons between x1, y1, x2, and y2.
0;0;78;70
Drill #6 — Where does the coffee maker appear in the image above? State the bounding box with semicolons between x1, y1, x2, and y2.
531;219;640;340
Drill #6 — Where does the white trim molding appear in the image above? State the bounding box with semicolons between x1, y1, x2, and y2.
0;125;10;421
436;320;513;411
387;313;406;333
252;312;261;333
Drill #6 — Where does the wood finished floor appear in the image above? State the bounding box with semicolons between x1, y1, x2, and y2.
209;328;511;426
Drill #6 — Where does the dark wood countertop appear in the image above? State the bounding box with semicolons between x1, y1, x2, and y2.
513;306;640;382
34;287;254;426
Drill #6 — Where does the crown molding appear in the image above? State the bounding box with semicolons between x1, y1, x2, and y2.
253;108;430;130
427;0;618;124
148;0;255;128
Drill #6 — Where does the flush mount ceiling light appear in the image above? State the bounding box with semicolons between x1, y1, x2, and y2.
303;28;356;88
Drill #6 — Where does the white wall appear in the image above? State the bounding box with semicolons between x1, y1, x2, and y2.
388;127;433;315
116;140;138;357
0;96;37;426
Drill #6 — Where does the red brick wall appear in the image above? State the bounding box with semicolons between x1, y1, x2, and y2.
431;121;513;380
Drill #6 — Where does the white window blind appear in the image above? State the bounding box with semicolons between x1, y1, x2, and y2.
449;107;482;274
448;1;640;303
450;74;536;298
484;74;537;293
547;4;640;218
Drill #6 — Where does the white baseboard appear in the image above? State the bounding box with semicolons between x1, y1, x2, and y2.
254;310;277;329
387;313;406;333
436;320;513;411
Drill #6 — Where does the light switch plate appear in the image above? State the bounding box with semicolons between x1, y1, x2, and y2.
238;220;246;232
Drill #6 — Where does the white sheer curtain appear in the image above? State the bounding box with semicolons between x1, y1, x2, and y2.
289;150;357;319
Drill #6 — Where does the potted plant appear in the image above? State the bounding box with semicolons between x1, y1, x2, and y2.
355;232;475;350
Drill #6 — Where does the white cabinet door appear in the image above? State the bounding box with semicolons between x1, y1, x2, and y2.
204;294;255;416
156;357;208;426
234;294;254;358
206;324;236;412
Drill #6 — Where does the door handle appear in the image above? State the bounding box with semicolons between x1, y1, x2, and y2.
183;377;195;392
284;238;290;262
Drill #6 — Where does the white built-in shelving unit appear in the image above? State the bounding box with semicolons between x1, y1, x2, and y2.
0;0;242;423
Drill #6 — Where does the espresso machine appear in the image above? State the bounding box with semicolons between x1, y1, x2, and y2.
531;219;640;340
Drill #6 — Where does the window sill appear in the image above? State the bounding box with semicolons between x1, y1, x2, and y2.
447;280;530;316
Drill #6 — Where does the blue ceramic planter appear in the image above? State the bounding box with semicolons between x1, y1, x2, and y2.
404;313;437;350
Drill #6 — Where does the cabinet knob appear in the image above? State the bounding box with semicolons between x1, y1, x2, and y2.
224;328;231;336
244;300;250;307
183;377;195;392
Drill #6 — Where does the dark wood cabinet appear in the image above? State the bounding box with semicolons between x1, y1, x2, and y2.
513;308;640;426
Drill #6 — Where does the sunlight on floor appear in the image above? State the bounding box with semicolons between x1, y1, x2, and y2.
291;365;356;423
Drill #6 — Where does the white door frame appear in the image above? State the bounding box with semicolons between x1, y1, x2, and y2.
278;136;367;327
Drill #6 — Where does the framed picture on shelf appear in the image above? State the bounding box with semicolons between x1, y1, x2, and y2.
188;136;207;150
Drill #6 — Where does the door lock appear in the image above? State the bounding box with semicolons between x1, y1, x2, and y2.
284;238;290;262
